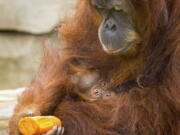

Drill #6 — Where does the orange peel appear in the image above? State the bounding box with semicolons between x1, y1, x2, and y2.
18;116;61;135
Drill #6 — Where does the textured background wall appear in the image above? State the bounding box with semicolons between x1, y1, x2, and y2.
0;0;77;134
0;0;76;34
0;0;76;90
0;32;58;89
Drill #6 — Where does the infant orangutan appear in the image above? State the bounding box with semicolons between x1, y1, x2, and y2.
77;80;115;102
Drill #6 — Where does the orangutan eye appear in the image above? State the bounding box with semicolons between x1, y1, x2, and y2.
114;6;124;12
94;89;102;96
95;6;106;15
96;5;103;9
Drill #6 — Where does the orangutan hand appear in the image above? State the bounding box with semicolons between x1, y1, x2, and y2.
9;110;41;135
45;126;64;135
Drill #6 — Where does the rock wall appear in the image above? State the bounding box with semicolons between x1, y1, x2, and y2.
0;88;24;135
0;32;59;89
0;0;76;34
0;0;76;90
0;0;77;134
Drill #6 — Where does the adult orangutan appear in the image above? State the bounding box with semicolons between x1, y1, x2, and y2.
9;0;180;135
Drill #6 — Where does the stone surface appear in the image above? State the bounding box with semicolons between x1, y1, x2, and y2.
0;32;60;90
0;1;75;134
0;0;76;34
0;88;24;135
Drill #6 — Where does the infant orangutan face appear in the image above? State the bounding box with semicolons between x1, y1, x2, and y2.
89;84;115;100
78;81;115;102
71;71;115;102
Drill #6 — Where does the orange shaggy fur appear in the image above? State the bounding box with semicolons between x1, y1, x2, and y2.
9;0;180;135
